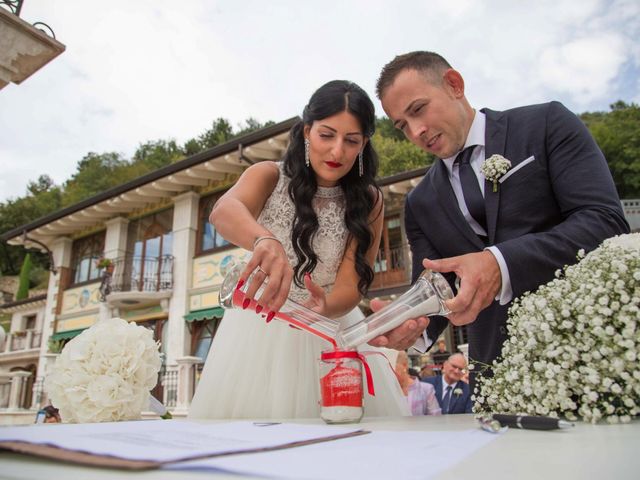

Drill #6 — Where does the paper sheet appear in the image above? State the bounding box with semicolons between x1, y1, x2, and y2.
0;420;363;463
168;429;499;479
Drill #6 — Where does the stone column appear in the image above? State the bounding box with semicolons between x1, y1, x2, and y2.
104;216;129;259
100;217;130;321
36;237;72;380
8;371;31;410
25;330;33;351
174;356;203;414
4;333;13;353
0;372;11;408
37;353;60;407
166;192;199;364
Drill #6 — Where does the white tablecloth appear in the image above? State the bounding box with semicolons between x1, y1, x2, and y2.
1;414;638;479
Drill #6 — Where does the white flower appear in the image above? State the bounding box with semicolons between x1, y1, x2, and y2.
45;318;161;423
453;388;463;396
480;154;512;192
474;233;640;424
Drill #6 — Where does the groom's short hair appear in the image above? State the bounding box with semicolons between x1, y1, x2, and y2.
376;51;452;99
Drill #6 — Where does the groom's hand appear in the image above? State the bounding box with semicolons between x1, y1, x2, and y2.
367;298;430;351
423;251;501;326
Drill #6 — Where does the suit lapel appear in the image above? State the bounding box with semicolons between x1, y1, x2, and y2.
430;160;485;249
482;108;507;244
434;379;443;408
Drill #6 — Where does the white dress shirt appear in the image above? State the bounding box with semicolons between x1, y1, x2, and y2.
412;111;513;353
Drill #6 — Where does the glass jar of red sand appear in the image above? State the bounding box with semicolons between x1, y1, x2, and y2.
319;348;364;424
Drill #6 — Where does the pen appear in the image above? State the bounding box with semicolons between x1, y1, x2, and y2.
492;414;574;430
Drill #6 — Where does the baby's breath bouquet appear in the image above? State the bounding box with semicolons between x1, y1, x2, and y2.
480;154;511;192
46;318;161;423
475;233;640;423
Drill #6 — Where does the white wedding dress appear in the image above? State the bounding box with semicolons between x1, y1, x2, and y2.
189;163;409;419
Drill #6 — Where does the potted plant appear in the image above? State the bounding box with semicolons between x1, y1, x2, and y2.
95;257;114;273
48;338;65;354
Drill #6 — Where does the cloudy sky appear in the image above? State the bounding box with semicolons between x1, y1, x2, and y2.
1;0;638;202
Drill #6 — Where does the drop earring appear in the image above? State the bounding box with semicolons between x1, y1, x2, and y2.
358;150;364;177
304;139;310;167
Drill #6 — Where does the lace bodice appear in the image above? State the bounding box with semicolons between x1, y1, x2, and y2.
257;163;348;303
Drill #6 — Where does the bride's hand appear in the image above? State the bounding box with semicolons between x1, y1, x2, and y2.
303;273;328;316
242;238;293;314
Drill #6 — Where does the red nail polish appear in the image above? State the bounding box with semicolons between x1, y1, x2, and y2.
266;311;275;323
242;298;250;309
255;305;263;313
237;279;245;289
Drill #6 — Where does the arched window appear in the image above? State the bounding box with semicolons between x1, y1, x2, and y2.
71;232;105;284
198;192;231;253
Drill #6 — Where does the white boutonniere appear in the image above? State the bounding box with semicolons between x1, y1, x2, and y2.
453;388;463;396
481;154;511;192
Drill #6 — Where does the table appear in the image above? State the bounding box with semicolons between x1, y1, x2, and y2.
1;414;638;479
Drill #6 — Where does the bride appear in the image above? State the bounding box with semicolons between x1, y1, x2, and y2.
189;80;409;419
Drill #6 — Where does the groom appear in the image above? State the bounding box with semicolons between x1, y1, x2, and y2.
370;51;629;368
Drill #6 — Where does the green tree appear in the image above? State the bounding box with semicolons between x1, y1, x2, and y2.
132;139;185;170
0;176;62;275
375;117;406;142
236;118;275;137
61;152;130;207
581;101;640;198
373;131;433;178
183;137;203;156
198;118;235;149
16;252;32;300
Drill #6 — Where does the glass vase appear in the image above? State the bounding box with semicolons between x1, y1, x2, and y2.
218;262;342;348
336;269;455;348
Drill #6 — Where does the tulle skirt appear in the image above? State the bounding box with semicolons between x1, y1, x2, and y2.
188;306;410;419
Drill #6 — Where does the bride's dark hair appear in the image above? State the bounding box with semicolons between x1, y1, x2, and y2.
282;80;381;295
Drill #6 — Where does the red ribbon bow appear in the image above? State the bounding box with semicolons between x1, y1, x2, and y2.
321;349;375;396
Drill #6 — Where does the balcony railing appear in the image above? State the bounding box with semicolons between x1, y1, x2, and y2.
371;243;412;290
109;254;174;293
0;330;41;354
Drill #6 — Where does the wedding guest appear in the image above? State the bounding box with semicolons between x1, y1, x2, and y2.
419;364;436;380
395;350;441;416
431;339;450;372
422;353;471;414
370;51;629;371
189;80;409;419
43;405;61;423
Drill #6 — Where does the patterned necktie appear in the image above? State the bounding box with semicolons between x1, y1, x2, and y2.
455;146;487;232
442;385;452;414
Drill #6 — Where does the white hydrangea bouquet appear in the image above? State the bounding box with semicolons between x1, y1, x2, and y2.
46;317;161;423
475;233;640;423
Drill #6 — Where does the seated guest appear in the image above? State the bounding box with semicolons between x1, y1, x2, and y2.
419;364;436;380
422;353;472;414
395;351;441;416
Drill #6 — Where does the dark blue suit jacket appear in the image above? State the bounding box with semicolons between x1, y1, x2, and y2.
405;102;629;366
422;377;472;414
